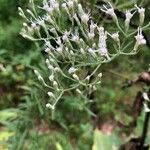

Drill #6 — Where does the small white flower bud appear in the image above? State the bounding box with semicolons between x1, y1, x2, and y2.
70;50;74;55
47;92;55;98
31;22;37;28
80;48;85;54
54;67;61;72
38;75;43;81
98;73;102;78
26;9;35;18
49;58;55;63
111;32;119;42
97;81;101;84
72;73;79;80
46;103;55;109
53;81;58;87
48;65;54;70
76;89;82;94
23;23;28;27
49;74;54;81
85;75;90;81
93;86;97;91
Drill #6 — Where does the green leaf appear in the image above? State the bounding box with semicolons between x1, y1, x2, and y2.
0;109;18;123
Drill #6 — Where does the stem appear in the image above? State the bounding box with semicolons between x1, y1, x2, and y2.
140;112;150;150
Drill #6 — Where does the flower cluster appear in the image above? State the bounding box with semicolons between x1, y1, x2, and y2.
19;0;149;109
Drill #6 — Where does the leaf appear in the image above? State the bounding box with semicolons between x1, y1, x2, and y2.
92;129;121;150
55;142;63;150
0;129;14;141
0;109;18;123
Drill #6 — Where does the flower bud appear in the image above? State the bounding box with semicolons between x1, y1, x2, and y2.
53;81;58;87
49;74;54;81
73;73;79;80
76;89;82;94
98;73;102;78
46;103;55;109
47;92;55;98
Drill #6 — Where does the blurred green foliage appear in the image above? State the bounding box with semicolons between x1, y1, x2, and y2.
0;0;150;149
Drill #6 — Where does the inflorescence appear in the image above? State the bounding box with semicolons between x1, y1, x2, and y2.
19;0;149;109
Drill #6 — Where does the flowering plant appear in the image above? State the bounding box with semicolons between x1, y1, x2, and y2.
19;0;149;109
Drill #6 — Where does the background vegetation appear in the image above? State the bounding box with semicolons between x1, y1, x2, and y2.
0;0;150;149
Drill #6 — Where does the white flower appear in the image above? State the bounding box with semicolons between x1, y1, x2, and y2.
125;10;134;22
135;4;145;15
101;2;117;20
68;67;77;74
135;28;146;45
72;35;79;42
78;4;90;24
67;0;74;8
50;0;59;10
98;27;108;56
143;92;150;101
31;22;37;28
88;48;96;57
56;46;63;53
43;1;53;13
88;32;95;39
135;4;145;25
45;15;54;23
56;37;62;45
125;10;136;30
62;31;70;41
143;102;150;112
62;3;67;9
90;21;97;33
99;47;108;56
81;13;90;24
